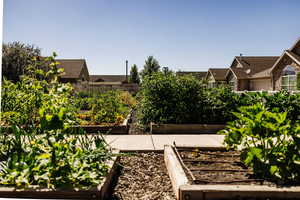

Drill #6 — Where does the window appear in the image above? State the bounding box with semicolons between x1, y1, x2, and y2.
229;81;235;90
208;81;215;88
281;65;297;91
281;75;296;91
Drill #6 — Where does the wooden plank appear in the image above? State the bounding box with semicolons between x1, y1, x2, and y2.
0;150;120;200
180;184;300;200
151;123;226;134
99;149;120;200
2;125;129;134
164;145;189;199
70;125;129;134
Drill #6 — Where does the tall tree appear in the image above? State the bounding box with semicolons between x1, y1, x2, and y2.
140;56;160;79
129;64;140;84
2;42;41;81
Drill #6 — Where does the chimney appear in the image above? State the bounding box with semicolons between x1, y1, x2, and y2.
126;60;128;82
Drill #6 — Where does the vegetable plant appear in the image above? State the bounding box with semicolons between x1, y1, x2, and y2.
0;53;112;190
75;91;136;125
220;103;300;184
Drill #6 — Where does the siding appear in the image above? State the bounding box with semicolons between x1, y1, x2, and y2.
249;78;272;91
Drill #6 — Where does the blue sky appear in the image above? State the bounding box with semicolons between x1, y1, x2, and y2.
3;0;300;75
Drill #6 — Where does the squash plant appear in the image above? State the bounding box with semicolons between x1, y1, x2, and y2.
0;53;112;189
220;103;300;184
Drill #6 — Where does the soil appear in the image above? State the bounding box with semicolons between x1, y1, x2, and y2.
128;109;150;135
178;149;276;186
111;152;176;200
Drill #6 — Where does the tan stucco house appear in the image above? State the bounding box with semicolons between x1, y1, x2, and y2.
270;38;300;91
205;68;228;88
226;56;279;91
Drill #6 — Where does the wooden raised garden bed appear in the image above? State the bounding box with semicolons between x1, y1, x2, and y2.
71;111;132;134
0;150;120;200
164;145;300;200
1;112;132;135
151;123;226;134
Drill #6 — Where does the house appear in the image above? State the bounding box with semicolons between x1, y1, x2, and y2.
89;75;138;93
56;59;90;91
176;71;207;80
89;75;127;84
205;68;228;88
226;56;279;91
271;38;300;91
57;59;90;83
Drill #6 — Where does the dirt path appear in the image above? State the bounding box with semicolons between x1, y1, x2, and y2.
128;109;150;135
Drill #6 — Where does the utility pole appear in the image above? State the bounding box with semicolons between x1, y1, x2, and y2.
126;60;128;83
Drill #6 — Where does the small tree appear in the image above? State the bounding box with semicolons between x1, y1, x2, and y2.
162;67;172;75
2;42;41;81
129;64;140;84
140;56;160;79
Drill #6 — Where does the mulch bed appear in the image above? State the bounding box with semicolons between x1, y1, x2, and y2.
111;152;176;200
178;149;276;186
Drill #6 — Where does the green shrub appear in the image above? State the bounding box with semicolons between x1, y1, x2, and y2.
138;72;242;124
220;103;300;184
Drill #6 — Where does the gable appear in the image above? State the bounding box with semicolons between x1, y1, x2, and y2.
231;56;278;79
226;69;236;82
207;72;215;82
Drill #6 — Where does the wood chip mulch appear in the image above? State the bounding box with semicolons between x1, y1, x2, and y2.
111;153;176;200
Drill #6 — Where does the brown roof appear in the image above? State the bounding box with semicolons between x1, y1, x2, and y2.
289;37;300;53
56;59;87;79
89;75;127;82
230;56;279;79
207;68;228;81
270;50;300;73
286;50;300;65
176;71;207;79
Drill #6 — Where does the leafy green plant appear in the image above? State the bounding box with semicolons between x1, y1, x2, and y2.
75;90;135;125
0;53;112;189
220;103;300;184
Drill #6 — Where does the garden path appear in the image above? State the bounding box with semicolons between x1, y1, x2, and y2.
104;134;225;151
